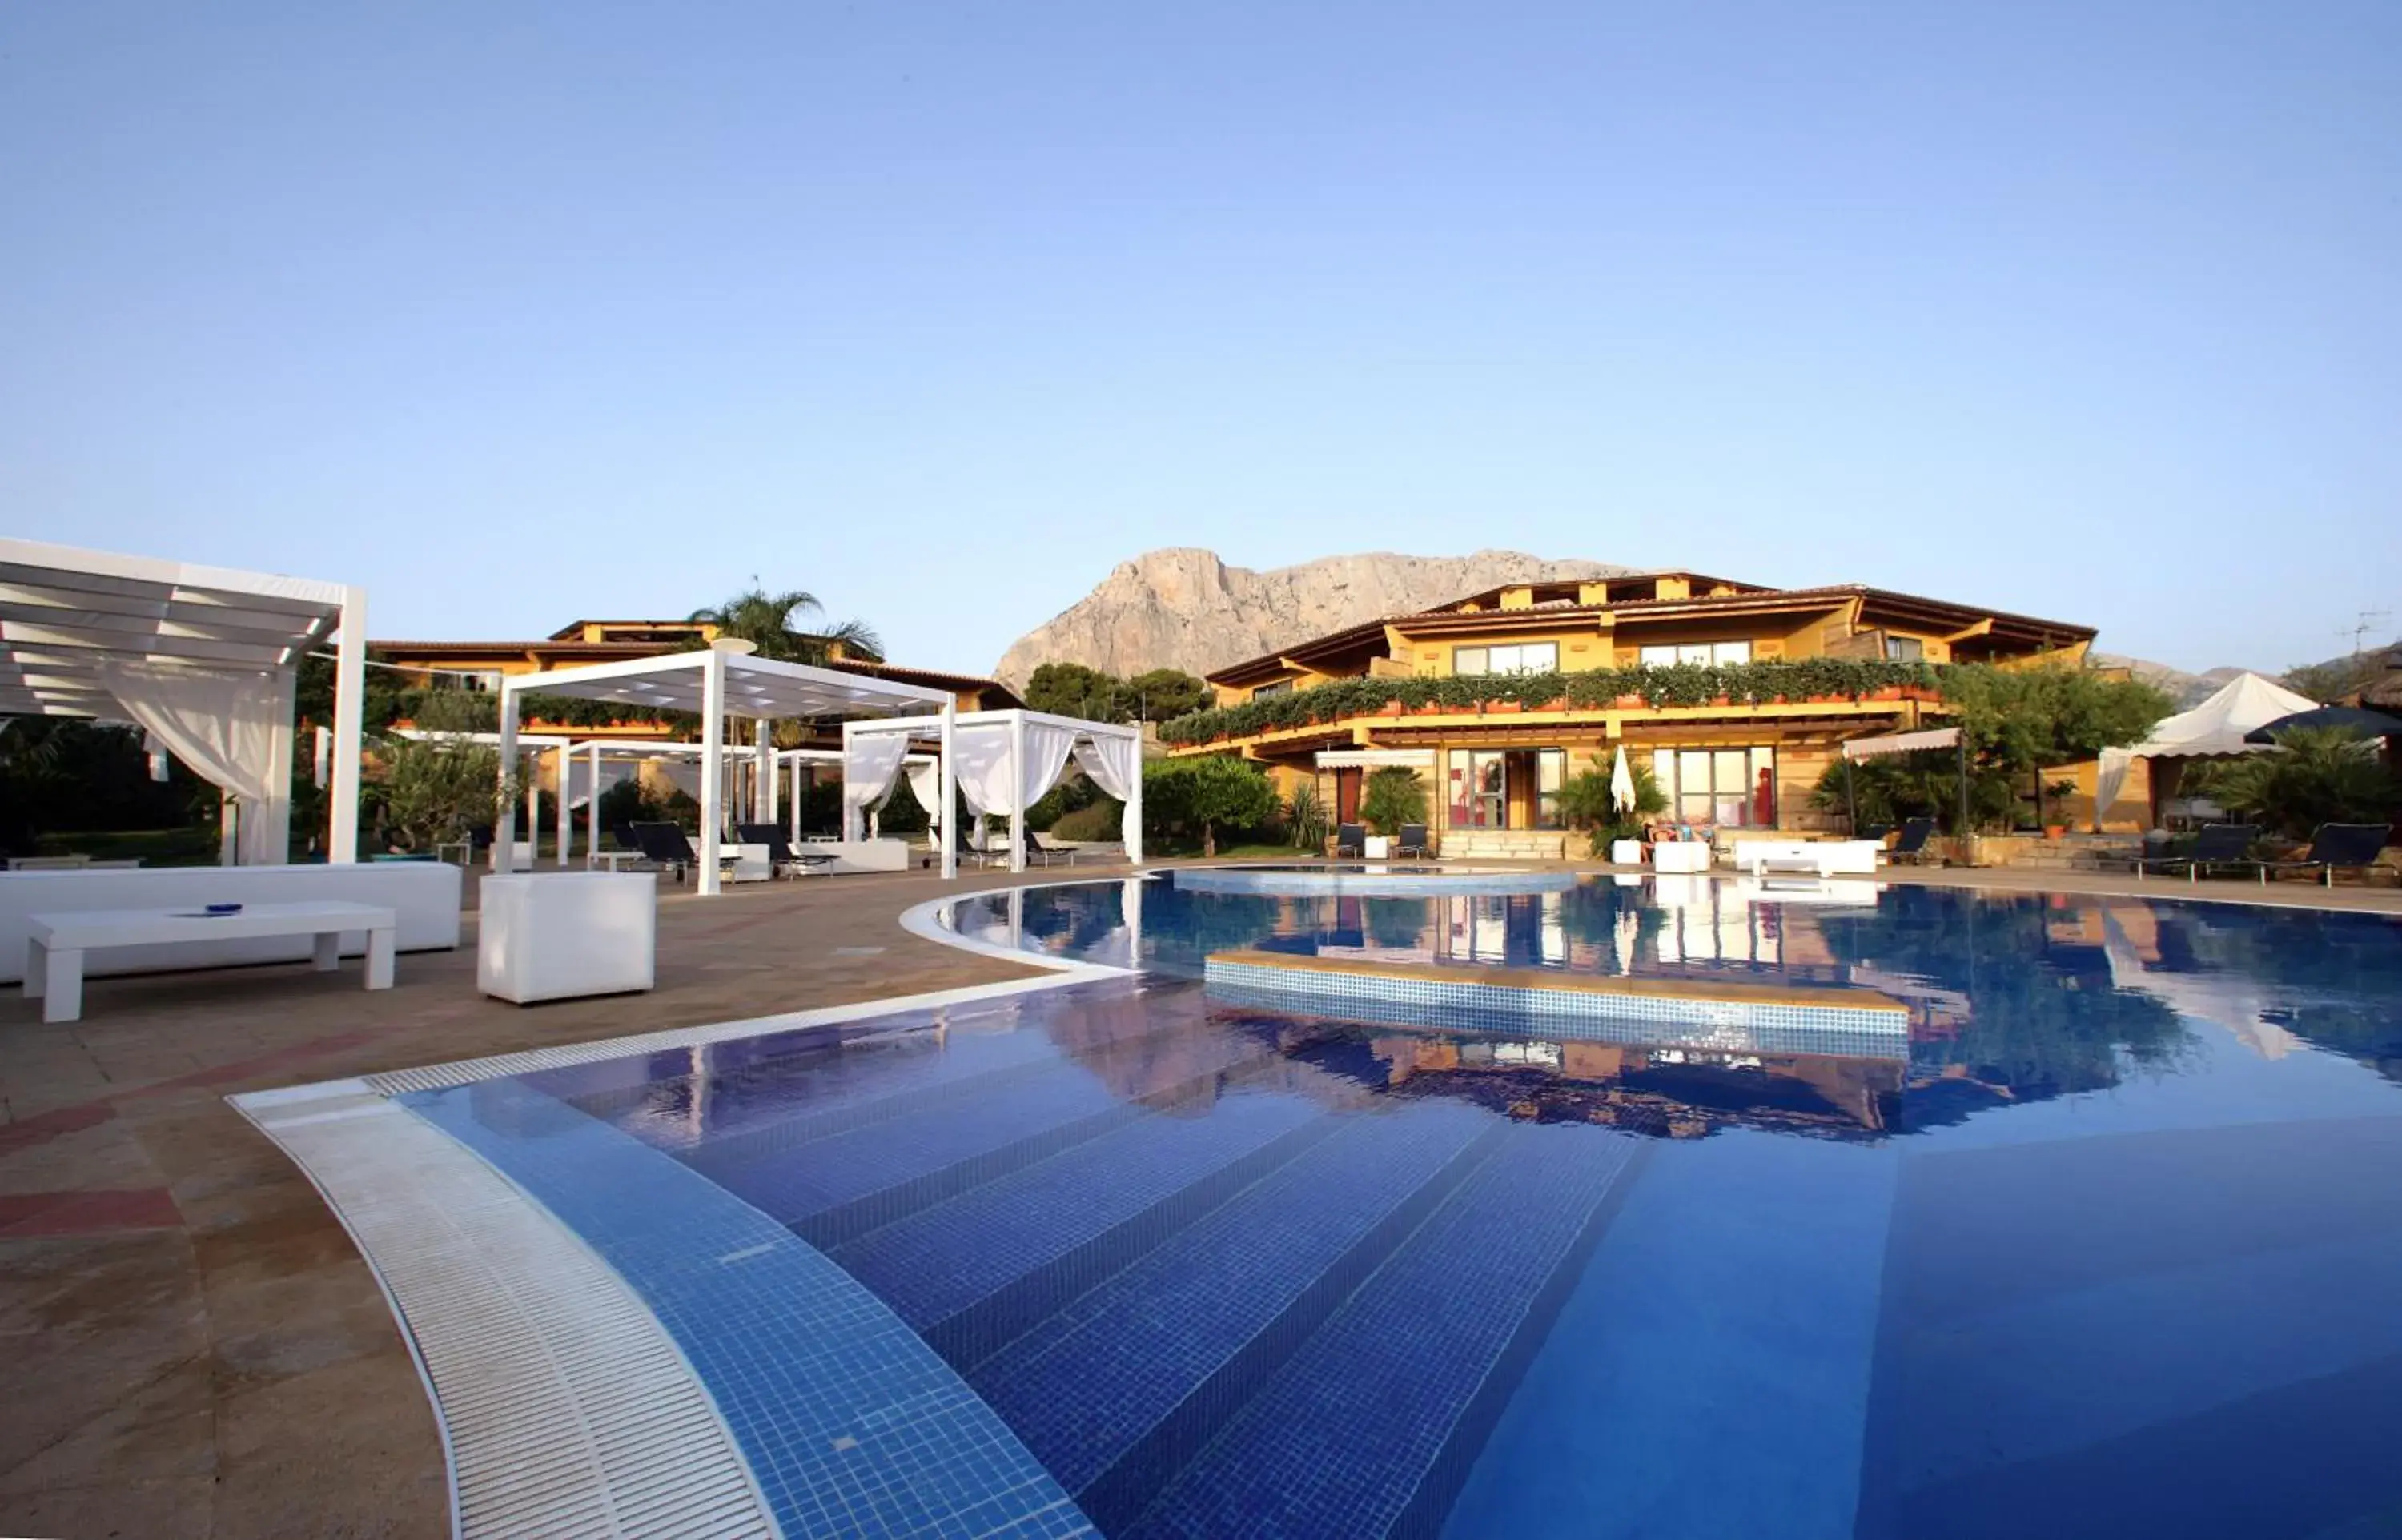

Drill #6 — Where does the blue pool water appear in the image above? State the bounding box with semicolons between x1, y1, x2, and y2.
414;873;2402;1538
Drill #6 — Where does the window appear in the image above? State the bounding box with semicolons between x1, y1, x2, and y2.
1251;680;1293;700
1885;636;1923;661
1454;642;1557;676
1535;748;1567;829
1649;746;1777;828
1448;750;1506;828
1639;640;1750;668
457;671;504;693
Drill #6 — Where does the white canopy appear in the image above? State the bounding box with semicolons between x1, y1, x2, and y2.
2093;672;2318;822
0;537;369;864
2115;672;2316;760
844;708;1143;873
1842;727;1962;761
500;647;959;891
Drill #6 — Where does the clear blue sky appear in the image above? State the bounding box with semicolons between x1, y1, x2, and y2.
6;2;2397;676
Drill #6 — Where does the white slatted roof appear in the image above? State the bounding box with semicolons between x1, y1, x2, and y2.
501;649;954;720
0;538;351;718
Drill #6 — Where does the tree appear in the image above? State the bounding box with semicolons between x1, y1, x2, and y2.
1119;669;1210;724
688;583;882;665
2208;727;2400;840
368;735;518;852
1025;662;1128;722
1938;664;2174;829
1142;756;1276;856
1358;767;1428;836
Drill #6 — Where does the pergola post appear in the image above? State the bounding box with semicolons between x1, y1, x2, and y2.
1008;710;1028;874
555;743;572;867
755;720;776;824
328;585;368;864
1126;729;1144;865
939;700;958;880
698;648;725;896
588;741;603;865
496;681;519;871
262;663;296;864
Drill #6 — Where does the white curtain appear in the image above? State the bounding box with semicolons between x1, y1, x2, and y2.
99;662;283;865
903;760;943;835
2094;748;2135;827
843;733;911;840
953;721;1078;821
1073;734;1140;851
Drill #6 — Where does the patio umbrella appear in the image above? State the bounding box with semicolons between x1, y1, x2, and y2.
2240;705;2402;744
1610;745;1637;812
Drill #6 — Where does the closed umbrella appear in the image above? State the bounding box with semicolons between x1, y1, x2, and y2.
1610;745;1637;812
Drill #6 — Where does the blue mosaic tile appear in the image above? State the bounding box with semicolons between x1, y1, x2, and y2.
402;1077;1095;1539
829;1089;1329;1333
1123;1122;1641;1539
970;1100;1502;1522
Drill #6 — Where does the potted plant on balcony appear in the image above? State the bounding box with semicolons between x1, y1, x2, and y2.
1357;766;1428;860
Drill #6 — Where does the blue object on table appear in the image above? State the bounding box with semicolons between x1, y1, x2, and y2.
204;902;243;914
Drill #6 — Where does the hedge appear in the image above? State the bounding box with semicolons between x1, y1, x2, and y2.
1155;658;1942;745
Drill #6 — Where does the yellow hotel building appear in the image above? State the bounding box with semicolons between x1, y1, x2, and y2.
1178;571;2095;859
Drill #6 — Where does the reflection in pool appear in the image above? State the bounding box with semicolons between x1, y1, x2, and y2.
467;872;2402;1538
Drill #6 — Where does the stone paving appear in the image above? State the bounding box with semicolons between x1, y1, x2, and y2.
1;856;2394;1538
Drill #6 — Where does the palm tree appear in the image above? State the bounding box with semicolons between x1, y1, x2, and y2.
686;584;883;665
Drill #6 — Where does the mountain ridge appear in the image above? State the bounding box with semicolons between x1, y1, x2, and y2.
994;547;2314;704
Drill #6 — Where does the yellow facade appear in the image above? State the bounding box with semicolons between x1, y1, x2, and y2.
1191;571;2097;852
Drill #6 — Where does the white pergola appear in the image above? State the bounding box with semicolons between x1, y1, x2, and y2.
497;646;958;893
843;708;1143;875
0;537;370;864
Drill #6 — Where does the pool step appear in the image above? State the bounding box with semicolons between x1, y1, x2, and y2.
695;1020;1285;1244
1119;1123;1645;1540
965;1103;1510;1532
828;1088;1336;1338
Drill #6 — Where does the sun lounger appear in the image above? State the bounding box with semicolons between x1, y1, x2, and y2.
735;824;836;878
1332;823;1367;859
1880;817;1938;866
1393;824;1430;858
2131;824;2255;883
2245;824;2396;887
628;822;738;884
1031;832;1081;865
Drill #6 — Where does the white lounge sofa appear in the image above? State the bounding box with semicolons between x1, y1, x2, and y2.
0;862;462;985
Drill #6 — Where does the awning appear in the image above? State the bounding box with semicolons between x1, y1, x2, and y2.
1842;727;1960;762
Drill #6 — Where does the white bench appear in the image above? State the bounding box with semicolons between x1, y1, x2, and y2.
1727;840;1883;878
22;901;397;1024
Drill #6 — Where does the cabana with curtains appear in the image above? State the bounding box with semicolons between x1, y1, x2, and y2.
1;536;372;864
842;708;1143;874
497;644;958;893
2092;672;2318;829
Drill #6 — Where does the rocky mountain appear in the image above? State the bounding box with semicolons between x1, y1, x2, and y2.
994;548;1634;687
2089;655;2252;709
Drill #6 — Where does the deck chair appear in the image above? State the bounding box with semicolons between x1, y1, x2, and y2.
1881;816;1938;866
735;823;835;878
1393;824;1430;858
629;822;737;884
1031;831;1081;865
1332;823;1367;858
2247;824;2396;887
2131;823;2255;883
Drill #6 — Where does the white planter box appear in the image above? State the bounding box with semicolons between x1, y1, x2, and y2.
1610;840;1645;866
1362;836;1392;860
478;873;655;1005
1651;841;1713;874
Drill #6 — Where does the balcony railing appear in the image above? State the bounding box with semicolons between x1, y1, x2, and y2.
1159;658;1942;746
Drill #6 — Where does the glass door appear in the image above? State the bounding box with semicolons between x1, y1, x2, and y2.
1448;750;1507;828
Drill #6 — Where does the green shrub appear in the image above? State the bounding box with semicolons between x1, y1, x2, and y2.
1143;756;1277;856
1358;768;1428;835
1051;799;1126;841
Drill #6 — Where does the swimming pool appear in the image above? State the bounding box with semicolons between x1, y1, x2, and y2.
289;872;2402;1537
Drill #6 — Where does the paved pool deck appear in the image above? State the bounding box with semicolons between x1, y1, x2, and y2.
2;857;2393;1538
